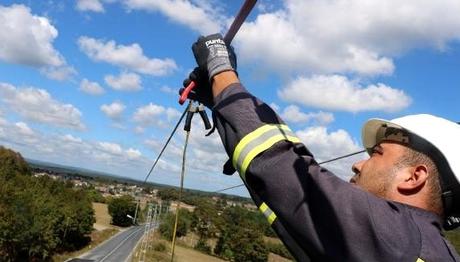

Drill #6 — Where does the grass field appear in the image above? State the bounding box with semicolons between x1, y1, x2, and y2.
93;202;115;230
131;232;225;262
131;231;294;262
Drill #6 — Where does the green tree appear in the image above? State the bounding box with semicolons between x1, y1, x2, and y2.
85;187;106;203
214;206;269;261
157;188;179;201
108;195;136;227
0;146;30;180
192;199;221;239
0;147;95;260
159;208;192;240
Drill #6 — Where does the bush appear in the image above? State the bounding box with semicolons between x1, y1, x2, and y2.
159;209;192;240
108;195;136;227
194;238;212;254
153;242;167;252
266;242;294;260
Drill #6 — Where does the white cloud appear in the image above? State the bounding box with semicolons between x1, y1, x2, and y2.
78;36;177;76
100;101;126;120
61;134;83;143
0;83;85;130
133;103;164;123
296;126;364;180
80;78;105;95
15;122;35;136
279;75;411;113
123;0;224;35
133;103;180;128
280;105;334;126
76;0;105;12
0;117;153;181
269;103;280;112
166;107;181;121
236;0;460;76
98;141;123;155
0;4;75;81
126;148;142;159
104;72;142;91
40;66;77;81
0;4;62;67
160;85;176;94
134;126;145;134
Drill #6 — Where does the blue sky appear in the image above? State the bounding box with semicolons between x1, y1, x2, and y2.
1;0;459;197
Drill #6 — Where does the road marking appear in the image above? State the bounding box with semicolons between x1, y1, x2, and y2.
99;227;143;262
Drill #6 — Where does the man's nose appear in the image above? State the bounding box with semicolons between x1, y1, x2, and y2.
352;160;365;175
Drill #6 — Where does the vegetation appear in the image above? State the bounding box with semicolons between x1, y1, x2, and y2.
266;242;294;260
107;195;136;227
85;186;106;203
154;187;287;261
446;229;460;253
159;208;193;240
0;146;95;261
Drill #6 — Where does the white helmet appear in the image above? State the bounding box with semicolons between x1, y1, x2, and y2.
362;114;460;229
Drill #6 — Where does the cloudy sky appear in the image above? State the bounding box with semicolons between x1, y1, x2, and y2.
1;0;460;196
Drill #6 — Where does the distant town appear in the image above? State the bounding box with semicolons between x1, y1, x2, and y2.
28;159;255;213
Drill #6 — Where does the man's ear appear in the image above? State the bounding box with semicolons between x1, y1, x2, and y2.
397;165;429;192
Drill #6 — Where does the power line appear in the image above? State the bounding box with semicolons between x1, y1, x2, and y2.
316;149;366;165
214;149;366;193
133;106;188;224
143;107;188;184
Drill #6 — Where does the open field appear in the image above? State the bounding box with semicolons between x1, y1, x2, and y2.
93;202;114;230
131;232;225;262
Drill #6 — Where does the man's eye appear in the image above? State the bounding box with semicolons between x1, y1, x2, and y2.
371;147;382;155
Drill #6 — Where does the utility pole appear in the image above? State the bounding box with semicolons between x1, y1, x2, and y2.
138;203;153;262
133;197;140;225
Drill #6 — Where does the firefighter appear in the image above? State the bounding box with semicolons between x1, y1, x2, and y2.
181;33;460;261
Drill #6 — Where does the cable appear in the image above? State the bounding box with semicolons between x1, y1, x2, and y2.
143;107;188;184
214;149;366;193
316;149;366;165
132;106;187;224
171;127;191;261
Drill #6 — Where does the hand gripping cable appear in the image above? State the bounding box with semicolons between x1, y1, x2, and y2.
178;0;258;105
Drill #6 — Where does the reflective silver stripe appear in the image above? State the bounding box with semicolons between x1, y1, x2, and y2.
259;202;277;225
232;124;300;179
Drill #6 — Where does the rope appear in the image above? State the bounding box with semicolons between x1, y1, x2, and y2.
214;149;366;193
170;129;191;261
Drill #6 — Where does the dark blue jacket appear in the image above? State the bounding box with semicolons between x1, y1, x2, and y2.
213;83;460;262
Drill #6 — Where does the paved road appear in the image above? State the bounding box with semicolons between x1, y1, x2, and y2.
69;225;144;262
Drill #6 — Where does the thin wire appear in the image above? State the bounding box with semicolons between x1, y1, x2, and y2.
214;149;367;193
316;149;366;165
133;106;188;224
143;106;188;184
171;130;190;261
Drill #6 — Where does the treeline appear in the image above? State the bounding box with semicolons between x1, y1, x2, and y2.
157;187;253;207
0;146;95;261
156;188;293;261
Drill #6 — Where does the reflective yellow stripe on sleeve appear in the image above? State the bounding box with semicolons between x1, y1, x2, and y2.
232;124;300;180
259;202;277;225
416;258;424;262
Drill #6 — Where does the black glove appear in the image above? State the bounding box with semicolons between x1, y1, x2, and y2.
192;33;237;81
180;67;214;108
